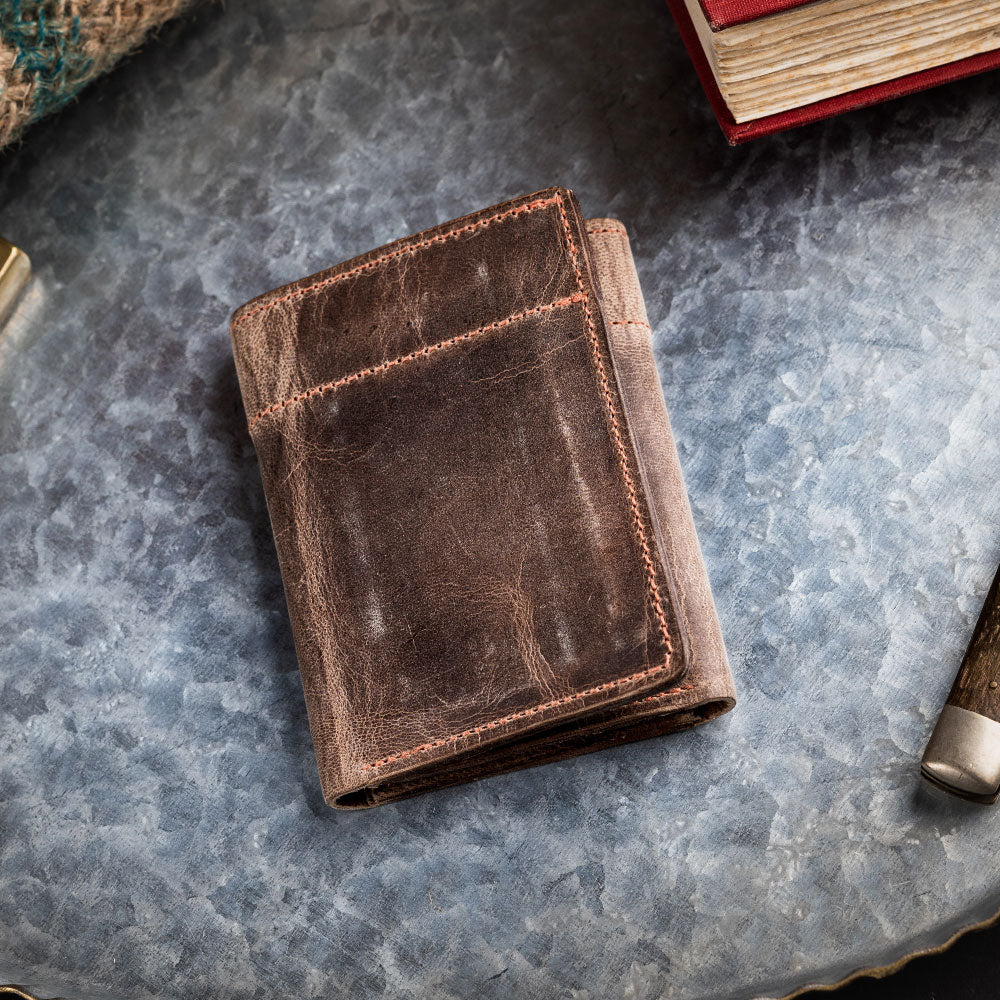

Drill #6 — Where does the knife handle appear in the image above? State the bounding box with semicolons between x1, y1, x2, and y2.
922;563;1000;802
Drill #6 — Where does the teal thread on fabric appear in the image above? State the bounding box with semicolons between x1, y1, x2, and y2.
0;0;191;147
0;1;95;124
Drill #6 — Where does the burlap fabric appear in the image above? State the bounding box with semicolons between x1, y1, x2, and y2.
0;1;193;149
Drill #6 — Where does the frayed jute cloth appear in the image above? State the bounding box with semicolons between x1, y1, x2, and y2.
0;0;193;150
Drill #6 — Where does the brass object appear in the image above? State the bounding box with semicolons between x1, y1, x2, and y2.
0;237;31;323
0;987;67;1000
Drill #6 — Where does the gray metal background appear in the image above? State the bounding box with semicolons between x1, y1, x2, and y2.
1;2;999;998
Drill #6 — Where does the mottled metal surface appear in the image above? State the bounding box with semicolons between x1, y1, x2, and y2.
1;2;999;998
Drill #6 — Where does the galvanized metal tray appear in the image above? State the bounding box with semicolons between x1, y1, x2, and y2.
2;2;999;997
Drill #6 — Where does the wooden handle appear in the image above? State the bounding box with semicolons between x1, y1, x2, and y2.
945;564;1000;722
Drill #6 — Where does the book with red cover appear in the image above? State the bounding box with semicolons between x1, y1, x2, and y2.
667;0;1000;144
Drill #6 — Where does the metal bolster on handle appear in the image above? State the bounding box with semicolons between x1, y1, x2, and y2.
921;704;1000;804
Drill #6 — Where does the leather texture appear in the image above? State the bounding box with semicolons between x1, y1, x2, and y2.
230;187;735;808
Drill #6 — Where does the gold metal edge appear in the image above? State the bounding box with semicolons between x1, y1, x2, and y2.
0;237;31;322
0;987;67;1000
763;907;1000;999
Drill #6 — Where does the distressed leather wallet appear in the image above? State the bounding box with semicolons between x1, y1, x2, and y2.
230;187;736;808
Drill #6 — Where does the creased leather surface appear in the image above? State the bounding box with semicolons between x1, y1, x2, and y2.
230;187;734;807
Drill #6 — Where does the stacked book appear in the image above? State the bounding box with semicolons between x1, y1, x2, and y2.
667;0;1000;142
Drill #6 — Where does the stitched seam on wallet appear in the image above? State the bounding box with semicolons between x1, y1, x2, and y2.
247;294;586;429
361;674;691;771
374;682;699;796
640;683;694;704
359;196;676;776
232;194;562;330
608;319;652;329
554;193;673;653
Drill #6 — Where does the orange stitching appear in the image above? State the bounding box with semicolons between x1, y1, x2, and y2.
640;684;694;704
360;666;683;771
232;195;562;329
585;226;627;235
248;294;586;430
555;193;673;653
608;319;651;329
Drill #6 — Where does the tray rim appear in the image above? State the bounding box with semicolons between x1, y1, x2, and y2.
3;906;1000;1000
764;905;1000;999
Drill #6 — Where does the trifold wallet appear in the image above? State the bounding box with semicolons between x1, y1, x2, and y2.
230;187;736;809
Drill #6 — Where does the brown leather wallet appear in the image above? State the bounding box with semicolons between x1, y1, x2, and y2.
230;187;736;808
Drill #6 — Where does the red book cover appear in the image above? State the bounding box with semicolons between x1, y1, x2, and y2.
697;0;814;30
666;0;1000;143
